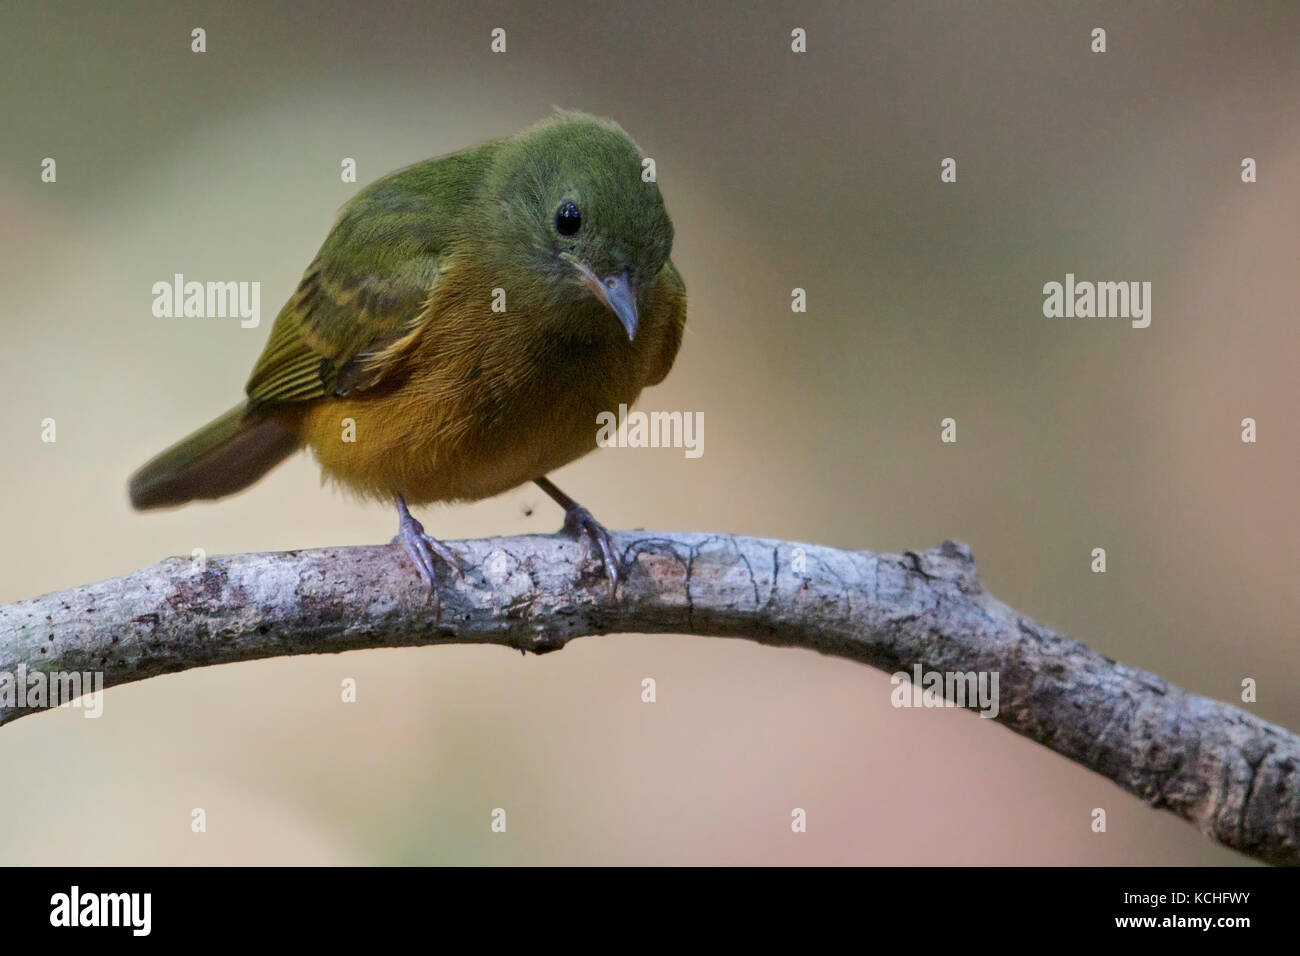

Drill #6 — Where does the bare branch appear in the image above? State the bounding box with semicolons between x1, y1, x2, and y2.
0;532;1295;864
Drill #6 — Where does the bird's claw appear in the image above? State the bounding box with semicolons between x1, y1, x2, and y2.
562;505;620;597
393;506;464;615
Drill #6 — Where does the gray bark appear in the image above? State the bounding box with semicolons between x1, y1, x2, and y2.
0;531;1295;864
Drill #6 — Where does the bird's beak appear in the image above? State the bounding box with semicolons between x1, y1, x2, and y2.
561;254;639;340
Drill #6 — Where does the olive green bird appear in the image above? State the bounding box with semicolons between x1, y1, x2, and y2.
129;112;686;599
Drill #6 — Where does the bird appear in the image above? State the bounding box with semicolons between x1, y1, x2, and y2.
128;111;686;605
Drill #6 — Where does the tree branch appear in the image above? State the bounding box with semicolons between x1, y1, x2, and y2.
0;531;1295;864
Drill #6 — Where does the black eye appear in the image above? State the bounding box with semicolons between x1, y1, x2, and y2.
555;200;581;236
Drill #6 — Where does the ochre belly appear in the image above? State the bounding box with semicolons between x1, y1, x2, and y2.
297;363;642;505
287;265;681;506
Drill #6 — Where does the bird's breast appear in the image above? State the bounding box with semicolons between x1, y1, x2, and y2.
300;305;648;505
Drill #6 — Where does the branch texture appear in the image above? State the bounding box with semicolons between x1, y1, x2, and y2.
0;531;1295;864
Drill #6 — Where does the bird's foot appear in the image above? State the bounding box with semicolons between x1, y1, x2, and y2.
392;498;464;614
561;504;621;597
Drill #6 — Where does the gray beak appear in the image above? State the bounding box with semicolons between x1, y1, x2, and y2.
594;271;638;341
562;254;639;340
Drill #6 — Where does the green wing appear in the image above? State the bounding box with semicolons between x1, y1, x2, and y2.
245;151;485;407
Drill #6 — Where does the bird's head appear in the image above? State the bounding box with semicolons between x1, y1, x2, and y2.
483;111;674;342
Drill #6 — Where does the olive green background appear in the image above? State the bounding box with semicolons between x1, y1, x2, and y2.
1;0;1295;864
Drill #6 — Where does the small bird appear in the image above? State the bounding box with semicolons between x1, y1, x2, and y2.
129;112;686;602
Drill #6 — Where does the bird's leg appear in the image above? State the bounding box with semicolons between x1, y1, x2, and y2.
391;495;465;611
534;476;620;596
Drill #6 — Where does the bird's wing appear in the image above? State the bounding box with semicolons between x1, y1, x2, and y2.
244;180;452;407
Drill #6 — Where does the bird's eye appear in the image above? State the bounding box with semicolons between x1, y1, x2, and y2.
555;200;582;236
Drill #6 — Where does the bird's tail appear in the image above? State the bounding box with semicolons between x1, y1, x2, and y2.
128;402;301;510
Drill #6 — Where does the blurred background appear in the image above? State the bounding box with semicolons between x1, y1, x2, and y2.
0;0;1296;864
